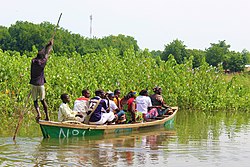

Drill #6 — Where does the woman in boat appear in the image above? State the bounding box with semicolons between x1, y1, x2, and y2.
126;90;138;122
58;93;84;122
150;86;172;116
119;92;131;112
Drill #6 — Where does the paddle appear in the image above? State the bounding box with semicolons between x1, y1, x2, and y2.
13;91;31;141
13;13;62;141
51;13;62;40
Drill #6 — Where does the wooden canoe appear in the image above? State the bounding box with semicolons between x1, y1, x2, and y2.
39;107;178;139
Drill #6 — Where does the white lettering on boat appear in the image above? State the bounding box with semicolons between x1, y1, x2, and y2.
59;128;86;138
72;129;79;136
59;128;66;138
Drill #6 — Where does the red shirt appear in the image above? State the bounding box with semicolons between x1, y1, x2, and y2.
127;97;135;112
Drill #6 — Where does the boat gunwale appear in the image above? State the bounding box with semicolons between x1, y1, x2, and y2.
39;107;178;130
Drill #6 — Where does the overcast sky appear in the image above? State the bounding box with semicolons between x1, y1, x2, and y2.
1;0;250;51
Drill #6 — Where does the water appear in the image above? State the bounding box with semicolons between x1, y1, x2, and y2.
1;110;250;166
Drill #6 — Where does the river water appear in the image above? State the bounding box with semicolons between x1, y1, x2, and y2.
1;110;250;167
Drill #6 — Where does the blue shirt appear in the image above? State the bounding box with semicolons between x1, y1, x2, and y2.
88;96;108;122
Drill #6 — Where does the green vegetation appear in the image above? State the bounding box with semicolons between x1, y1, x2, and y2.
1;47;250;122
0;21;139;56
1;20;250;124
161;39;250;72
1;21;250;72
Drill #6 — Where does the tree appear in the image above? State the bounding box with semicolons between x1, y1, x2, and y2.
101;34;139;55
223;51;245;72
0;26;11;50
205;40;230;67
186;49;206;68
8;21;50;53
161;39;188;64
150;50;162;58
0;21;141;57
242;49;250;65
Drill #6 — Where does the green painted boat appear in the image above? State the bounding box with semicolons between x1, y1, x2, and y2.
39;107;178;139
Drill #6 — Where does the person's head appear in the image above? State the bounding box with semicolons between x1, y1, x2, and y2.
139;89;148;96
107;92;115;100
114;89;121;97
153;86;162;95
60;93;70;103
95;89;105;98
82;89;90;98
36;50;45;59
129;90;137;98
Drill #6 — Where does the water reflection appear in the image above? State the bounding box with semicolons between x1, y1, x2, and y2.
35;129;176;166
1;110;250;166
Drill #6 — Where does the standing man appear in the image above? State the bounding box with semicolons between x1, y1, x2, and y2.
30;39;54;121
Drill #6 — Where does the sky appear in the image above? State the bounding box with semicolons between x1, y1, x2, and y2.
1;0;250;51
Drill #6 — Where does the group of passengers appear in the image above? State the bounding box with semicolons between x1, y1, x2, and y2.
28;39;172;124
58;86;173;125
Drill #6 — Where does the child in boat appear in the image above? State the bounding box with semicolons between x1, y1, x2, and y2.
58;93;84;122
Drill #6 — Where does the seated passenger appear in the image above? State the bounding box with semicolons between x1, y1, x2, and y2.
119;92;131;112
73;89;90;122
150;86;172;116
85;89;116;125
135;89;158;121
113;89;121;109
58;93;84;122
127;90;138;122
106;91;126;123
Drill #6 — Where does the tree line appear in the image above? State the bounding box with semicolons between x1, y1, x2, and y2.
0;21;249;72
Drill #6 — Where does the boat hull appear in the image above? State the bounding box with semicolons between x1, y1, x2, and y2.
39;107;178;139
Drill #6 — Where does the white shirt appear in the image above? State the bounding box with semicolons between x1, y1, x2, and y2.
135;95;152;114
58;103;79;122
73;97;89;117
103;99;118;112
